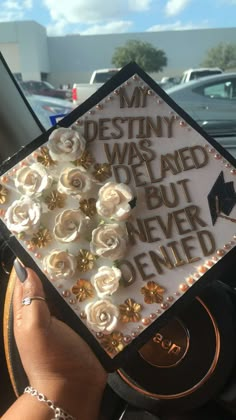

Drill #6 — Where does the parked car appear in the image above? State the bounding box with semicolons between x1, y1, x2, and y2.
158;80;177;90
72;68;120;105
166;72;236;123
166;73;236;157
26;94;74;129
200;120;236;158
21;80;72;100
160;76;181;85
90;68;120;84
180;67;223;83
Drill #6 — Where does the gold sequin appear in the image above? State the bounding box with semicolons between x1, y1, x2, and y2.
141;281;165;304
29;228;52;248
0;184;8;204
17;232;25;240
119;298;142;323
44;191;66;210
37;146;56;167
72;279;95;302
93;163;112;182
101;331;124;354
79;198;97;217
77;249;96;272
74;150;94;169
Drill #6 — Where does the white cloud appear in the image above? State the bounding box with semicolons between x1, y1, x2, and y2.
47;19;133;36
23;0;33;8
147;20;208;31
0;10;23;20
43;0;152;35
0;0;32;21
43;0;152;23
80;20;133;35
4;0;32;9
165;0;191;16
129;0;152;11
46;19;67;36
4;1;21;10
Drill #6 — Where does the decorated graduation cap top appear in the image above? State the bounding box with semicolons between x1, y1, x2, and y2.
0;62;236;370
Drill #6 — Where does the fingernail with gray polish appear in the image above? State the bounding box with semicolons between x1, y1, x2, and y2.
14;258;28;283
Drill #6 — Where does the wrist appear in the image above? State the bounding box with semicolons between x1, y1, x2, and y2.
28;379;104;420
24;386;76;419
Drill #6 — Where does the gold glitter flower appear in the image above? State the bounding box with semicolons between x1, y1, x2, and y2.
77;249;96;272
17;232;25;240
141;281;165;304
93;163;112;182
119;298;142;323
72;279;95;302
29;228;52;248
74;150;94;169
0;184;8;204
79;198;97;217
101;331;124;354
37;146;56;167
44;191;66;210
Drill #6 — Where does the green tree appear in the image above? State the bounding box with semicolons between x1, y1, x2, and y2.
202;43;236;71
112;39;167;72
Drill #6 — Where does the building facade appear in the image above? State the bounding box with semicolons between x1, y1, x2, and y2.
0;20;236;86
0;21;49;81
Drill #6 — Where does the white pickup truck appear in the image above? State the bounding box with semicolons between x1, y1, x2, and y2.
72;68;120;106
180;67;223;83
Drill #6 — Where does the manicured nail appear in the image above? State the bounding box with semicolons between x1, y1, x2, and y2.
14;258;28;283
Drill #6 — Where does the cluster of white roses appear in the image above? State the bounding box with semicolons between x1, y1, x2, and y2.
5;127;136;336
86;266;122;333
5;126;87;236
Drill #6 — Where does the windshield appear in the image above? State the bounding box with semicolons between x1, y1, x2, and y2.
0;10;235;160
0;6;235;159
42;81;56;89
93;71;120;83
189;70;222;80
1;6;236;413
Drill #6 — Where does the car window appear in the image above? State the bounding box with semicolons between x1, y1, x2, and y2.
194;79;236;99
93;71;119;83
180;72;187;83
190;70;222;80
37;82;46;90
43;81;55;89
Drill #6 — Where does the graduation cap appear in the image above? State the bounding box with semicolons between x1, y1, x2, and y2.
208;171;236;225
1;62;236;370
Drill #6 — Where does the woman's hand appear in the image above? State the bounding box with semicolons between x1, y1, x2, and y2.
13;262;107;419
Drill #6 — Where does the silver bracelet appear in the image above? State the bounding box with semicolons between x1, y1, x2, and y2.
24;386;76;420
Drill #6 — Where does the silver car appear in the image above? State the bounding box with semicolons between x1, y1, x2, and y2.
166;72;236;123
166;73;236;158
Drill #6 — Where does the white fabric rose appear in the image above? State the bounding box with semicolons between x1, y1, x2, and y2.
54;209;88;242
43;249;76;279
96;182;134;221
85;299;119;334
5;197;41;234
15;163;52;196
92;266;121;298
58;167;93;197
90;223;127;260
48;127;86;161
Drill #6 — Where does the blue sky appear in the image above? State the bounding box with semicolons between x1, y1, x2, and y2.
0;0;235;36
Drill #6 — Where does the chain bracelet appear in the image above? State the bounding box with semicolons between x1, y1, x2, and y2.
24;386;76;420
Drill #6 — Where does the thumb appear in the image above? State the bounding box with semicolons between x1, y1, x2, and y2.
13;259;51;331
